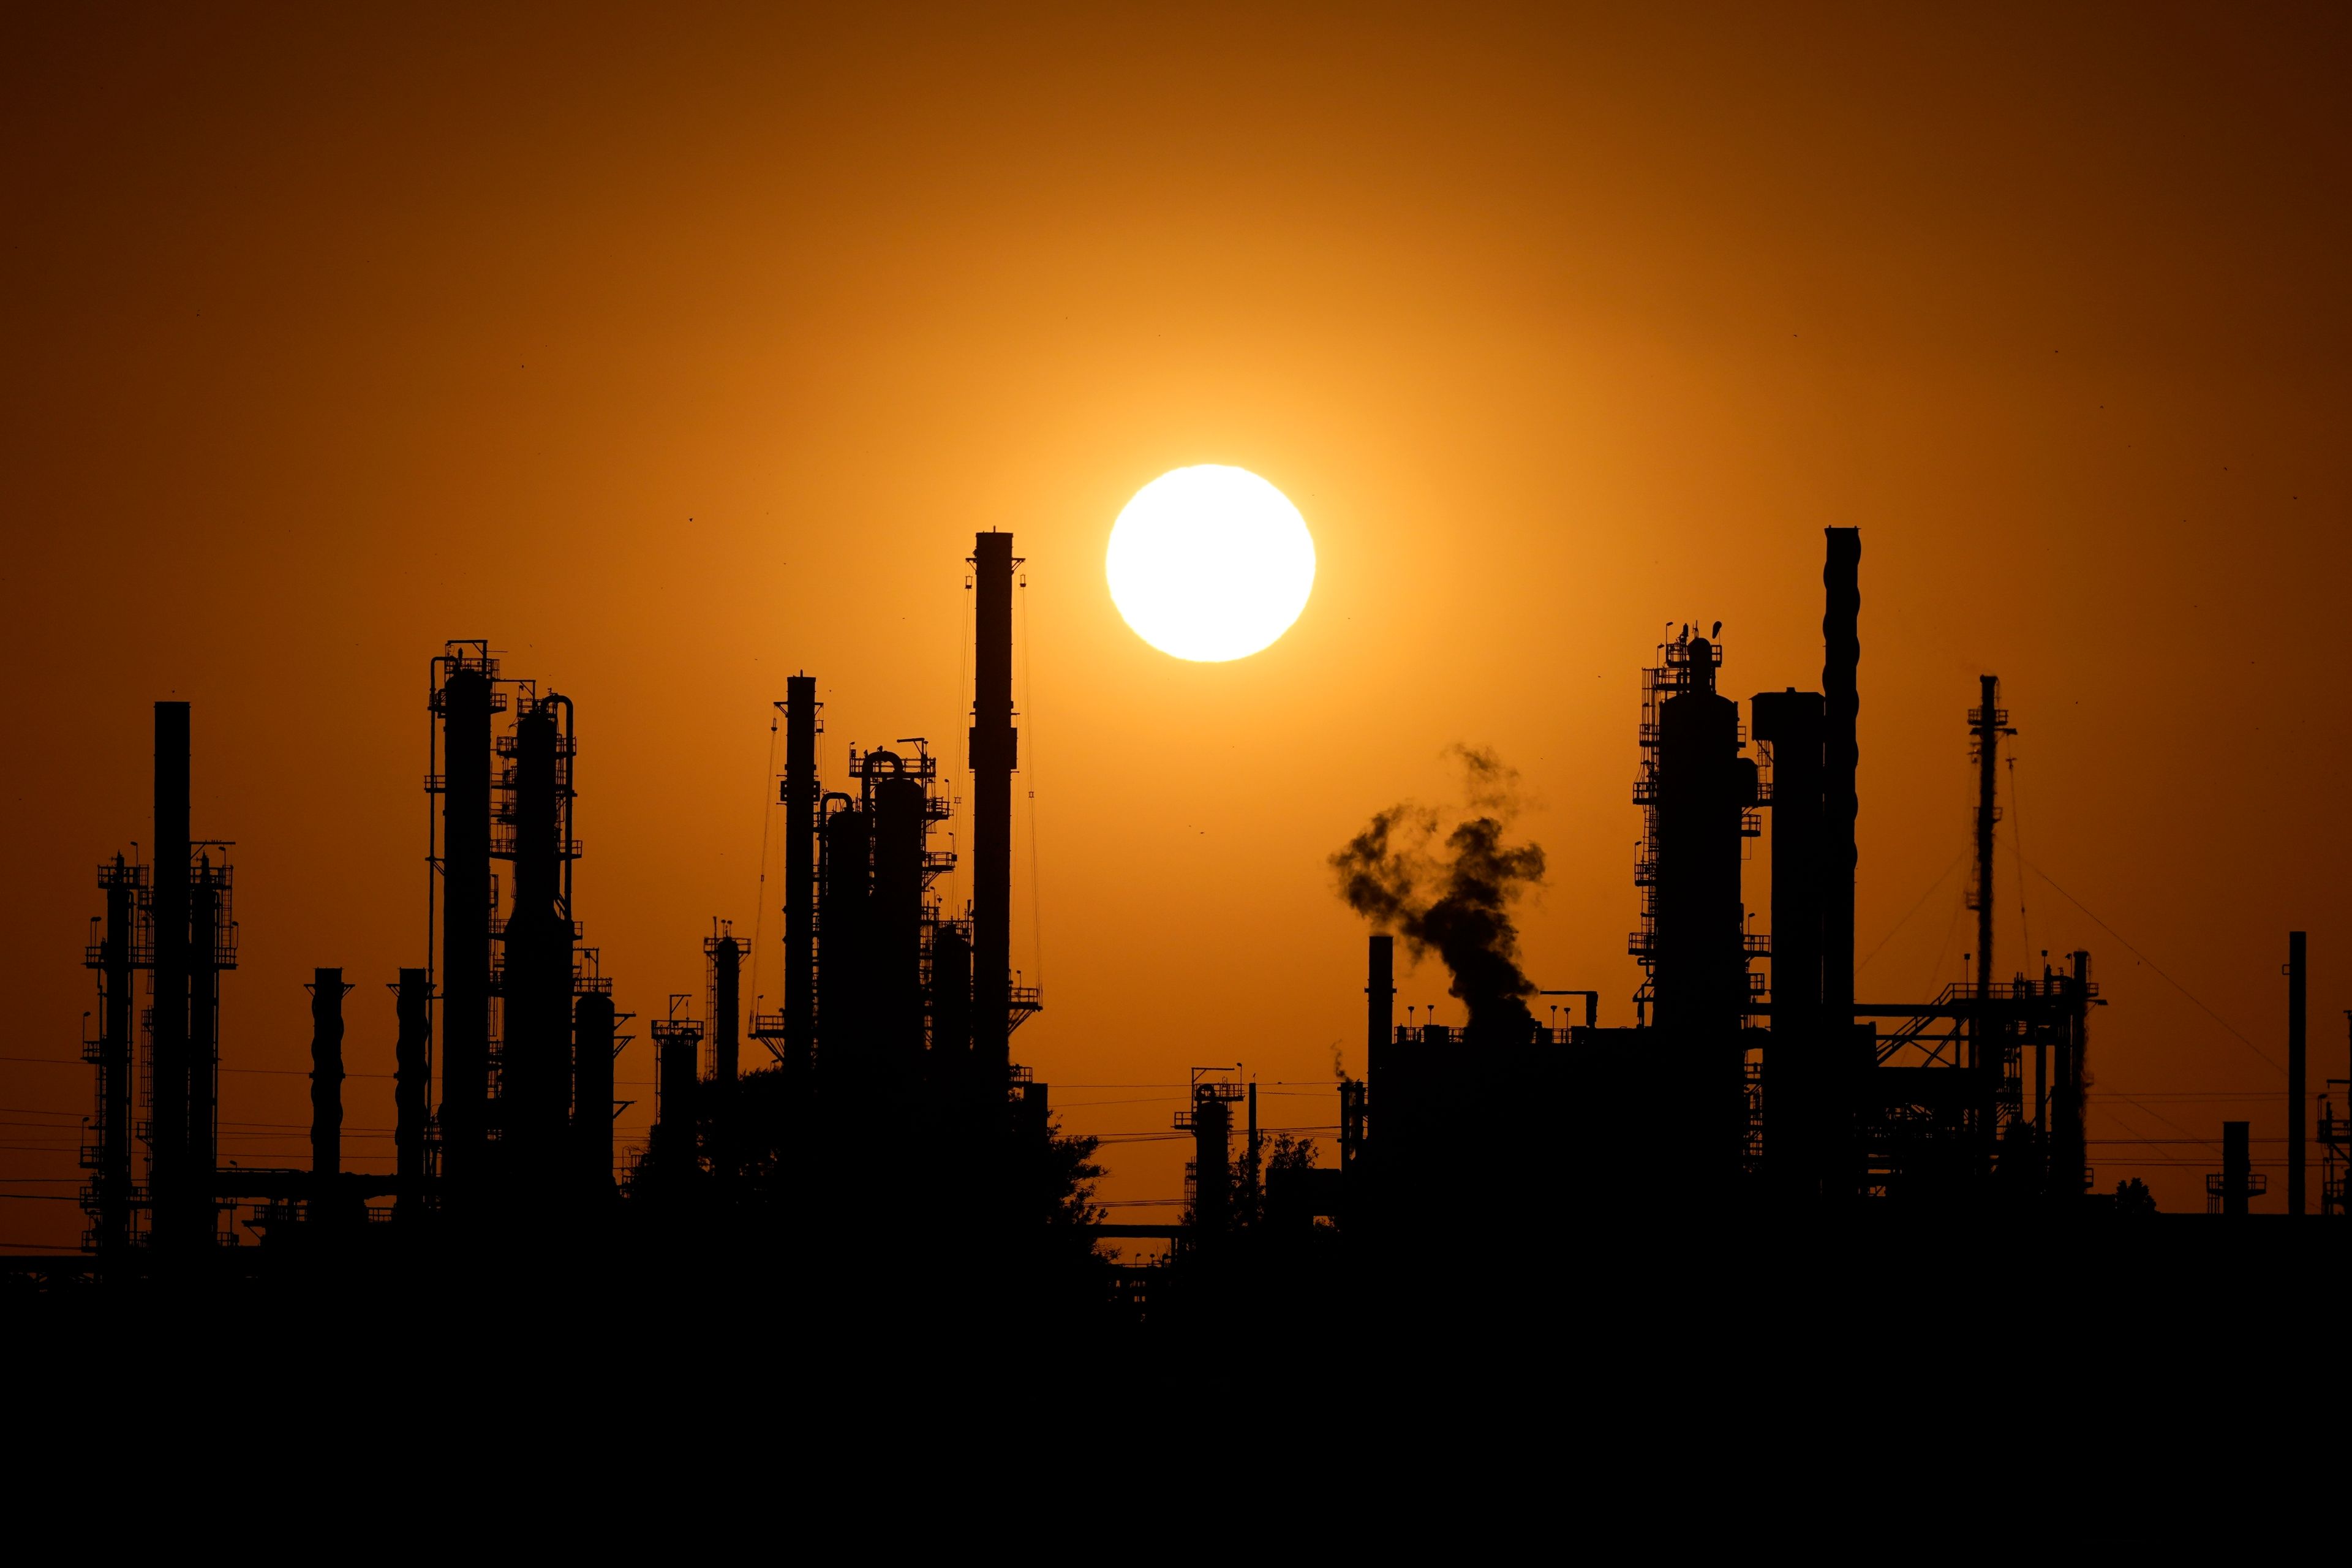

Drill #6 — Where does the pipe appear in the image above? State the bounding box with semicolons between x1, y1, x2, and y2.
1821;530;1861;1196
311;968;346;1218
151;702;190;1248
95;856;136;1251
2289;931;2307;1216
784;674;819;1071
187;853;221;1244
970;531;1017;1076
1822;531;1860;1056
1366;935;1395;1063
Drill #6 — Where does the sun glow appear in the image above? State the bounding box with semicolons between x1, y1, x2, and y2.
1106;466;1316;662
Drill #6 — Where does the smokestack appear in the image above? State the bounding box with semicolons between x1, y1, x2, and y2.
310;968;347;1218
574;989;616;1200
150;702;191;1248
435;651;494;1193
970;531;1017;1076
2288;931;2307;1216
393;968;431;1216
783;674;819;1071
1822;530;1860;1061
1366;934;1395;1061
1752;688;1823;1204
2222;1120;2251;1216
1970;677;2007;1038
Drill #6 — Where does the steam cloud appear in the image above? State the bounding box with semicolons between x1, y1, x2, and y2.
1331;747;1546;1035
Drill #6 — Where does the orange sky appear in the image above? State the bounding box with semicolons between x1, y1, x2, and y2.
5;2;2350;1243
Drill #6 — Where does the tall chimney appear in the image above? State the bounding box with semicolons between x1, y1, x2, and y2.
436;653;494;1193
1822;530;1859;1055
310;968;347;1218
1366;935;1395;1064
2288;931;2307;1216
970;532;1017;1076
1821;530;1861;1196
150;702;191;1248
783;674;819;1071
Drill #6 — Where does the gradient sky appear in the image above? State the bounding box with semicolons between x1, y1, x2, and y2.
5;3;2350;1244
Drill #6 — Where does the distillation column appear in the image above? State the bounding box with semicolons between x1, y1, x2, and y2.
437;654;494;1194
1651;636;1755;1194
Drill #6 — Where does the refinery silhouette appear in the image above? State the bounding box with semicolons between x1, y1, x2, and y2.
14;526;2345;1327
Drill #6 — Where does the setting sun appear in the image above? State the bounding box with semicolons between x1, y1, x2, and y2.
1106;466;1317;662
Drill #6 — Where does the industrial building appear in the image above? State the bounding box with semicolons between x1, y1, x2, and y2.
26;526;2342;1316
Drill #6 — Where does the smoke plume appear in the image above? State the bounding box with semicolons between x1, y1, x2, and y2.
1331;747;1546;1036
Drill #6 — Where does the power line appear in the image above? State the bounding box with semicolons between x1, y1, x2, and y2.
2004;835;2283;1077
